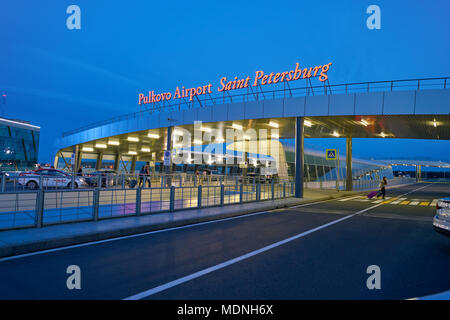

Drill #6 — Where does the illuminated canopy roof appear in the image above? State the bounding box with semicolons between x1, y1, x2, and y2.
56;77;450;160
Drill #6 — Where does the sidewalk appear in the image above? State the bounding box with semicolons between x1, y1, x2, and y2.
0;188;364;258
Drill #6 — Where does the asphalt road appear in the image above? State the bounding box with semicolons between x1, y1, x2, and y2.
0;183;448;300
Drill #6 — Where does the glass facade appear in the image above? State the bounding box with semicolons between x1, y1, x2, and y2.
0;119;40;171
57;141;393;186
282;140;393;187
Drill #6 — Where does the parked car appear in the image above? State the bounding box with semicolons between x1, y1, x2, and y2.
18;168;87;189
209;170;222;182
84;169;117;187
244;172;278;184
433;198;450;236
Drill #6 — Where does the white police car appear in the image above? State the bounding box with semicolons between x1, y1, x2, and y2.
433;198;450;236
18;168;86;189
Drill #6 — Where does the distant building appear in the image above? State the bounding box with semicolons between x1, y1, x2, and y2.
0;117;40;171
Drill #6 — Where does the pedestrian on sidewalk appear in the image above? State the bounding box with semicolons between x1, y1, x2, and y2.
377;176;388;199
138;163;151;188
195;170;200;185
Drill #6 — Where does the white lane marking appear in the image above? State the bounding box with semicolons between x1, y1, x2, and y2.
123;183;432;300
409;201;420;206
123;202;385;300
430;199;439;207
372;200;383;203
0;198;337;263
338;196;361;202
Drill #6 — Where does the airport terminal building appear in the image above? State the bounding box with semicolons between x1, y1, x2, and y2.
0;117;40;171
54;68;450;197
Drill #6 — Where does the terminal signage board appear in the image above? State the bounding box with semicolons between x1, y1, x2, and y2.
138;62;333;105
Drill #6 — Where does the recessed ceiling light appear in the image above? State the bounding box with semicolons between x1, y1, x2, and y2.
127;137;139;142
82;146;94;152
304;120;312;127
95;143;107;149
108;140;120;145
232;123;243;130
148;133;160;139
268;121;279;128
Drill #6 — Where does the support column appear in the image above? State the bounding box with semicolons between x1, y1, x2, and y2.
242;149;248;181
346;137;352;191
53;153;59;169
95;152;103;170
295;117;304;198
165;127;173;187
72;146;77;175
113;153;120;172
75;149;83;173
130;156;137;174
416;165;421;182
165;126;173;174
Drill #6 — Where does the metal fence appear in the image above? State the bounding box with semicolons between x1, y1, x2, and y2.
0;172;290;193
0;175;414;231
0;180;295;231
304;176;415;190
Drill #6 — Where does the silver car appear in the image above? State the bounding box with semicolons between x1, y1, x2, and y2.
433;198;450;236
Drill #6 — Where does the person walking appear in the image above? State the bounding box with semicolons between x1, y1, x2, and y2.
377;176;388;199
138;163;150;188
144;162;151;188
195;170;200;186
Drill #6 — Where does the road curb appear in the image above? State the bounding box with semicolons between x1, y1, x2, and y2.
0;183;412;259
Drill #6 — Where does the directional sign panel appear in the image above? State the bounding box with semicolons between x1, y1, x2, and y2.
163;150;171;166
239;161;248;169
326;149;337;160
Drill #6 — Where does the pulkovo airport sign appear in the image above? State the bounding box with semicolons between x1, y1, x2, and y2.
138;62;332;105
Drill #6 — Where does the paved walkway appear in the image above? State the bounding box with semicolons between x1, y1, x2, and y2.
0;188;361;258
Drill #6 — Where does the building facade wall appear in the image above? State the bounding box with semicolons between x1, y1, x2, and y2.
0;119;40;171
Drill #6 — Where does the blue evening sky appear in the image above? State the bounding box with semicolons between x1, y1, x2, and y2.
0;0;449;163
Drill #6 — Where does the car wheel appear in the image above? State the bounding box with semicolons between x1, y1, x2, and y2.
26;181;38;189
67;182;78;189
